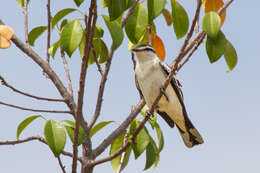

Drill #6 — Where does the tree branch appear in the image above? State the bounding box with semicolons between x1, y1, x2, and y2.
88;44;114;129
72;1;97;172
0;136;82;163
91;45;103;76
46;0;51;63
92;98;145;158
0;75;65;102
57;156;66;173
23;0;29;46
0;101;72;114
60;50;73;97
121;0;140;28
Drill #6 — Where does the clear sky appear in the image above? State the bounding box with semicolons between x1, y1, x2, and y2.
0;0;259;173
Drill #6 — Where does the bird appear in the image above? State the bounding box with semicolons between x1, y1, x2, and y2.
132;44;203;148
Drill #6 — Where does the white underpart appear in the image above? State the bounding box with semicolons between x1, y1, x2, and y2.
135;51;186;131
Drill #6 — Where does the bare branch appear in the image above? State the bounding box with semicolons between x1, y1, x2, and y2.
23;0;29;46
0;136;82;163
46;0;51;63
57;156;66;173
92;98;145;158
0;101;72;114
0;75;65;102
117;131;129;173
60;50;74;97
72;1;98;171
121;0;140;28
91;45;103;75
88;44;114;129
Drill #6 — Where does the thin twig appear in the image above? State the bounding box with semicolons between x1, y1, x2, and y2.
88;44;114;129
91;44;103;75
0;136;82;163
46;0;51;63
57;156;66;173
23;0;29;46
117;131;129;173
72;1;97;172
121;0;140;27
60;50;73;97
0;101;72;114
147;24;152;46
0;75;65;102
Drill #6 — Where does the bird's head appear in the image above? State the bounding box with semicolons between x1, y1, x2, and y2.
131;44;157;62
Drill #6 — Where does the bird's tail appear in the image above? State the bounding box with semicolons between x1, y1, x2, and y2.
176;123;204;148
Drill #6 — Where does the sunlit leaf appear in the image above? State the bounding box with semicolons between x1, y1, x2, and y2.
99;40;109;64
101;0;109;8
16;115;44;139
144;143;156;170
206;31;226;63
126;0;135;9
162;8;173;26
0;37;11;49
224;40;237;72
51;8;77;29
171;0;189;39
62;120;85;146
110;131;132;172
48;40;61;58
16;0;30;7
103;15;124;50
148;0;166;23
90;121;114;137
108;0;126;21
28;26;47;46
94;24;104;38
60;20;83;57
125;3;148;44
130;120;150;159
204;0;226;26
79;36;101;64
154;122;164;152
0;25;14;49
44;120;66;157
202;12;221;39
74;0;84;7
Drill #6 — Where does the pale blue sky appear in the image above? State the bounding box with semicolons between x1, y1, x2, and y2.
0;0;259;173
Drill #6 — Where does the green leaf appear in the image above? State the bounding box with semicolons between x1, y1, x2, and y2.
202;12;221;39
74;0;84;7
94;24;104;38
103;15;124;50
206;31;227;63
149;136;160;168
48;40;61;58
99;40;109;64
51;8;77;29
110;131;132;172
16;115;43;139
60;19;71;29
125;3;148;44
61;20;83;57
62;120;85;146
154;122;164;152
16;0;30;7
162;8;173;26
44;120;66;157
108;0;126;21
130;120;150;159
126;0;135;9
28;26;47;46
90;121;114;137
144;143;156;170
101;0;109;8
170;0;189;39
224;40;237;72
148;0;166;23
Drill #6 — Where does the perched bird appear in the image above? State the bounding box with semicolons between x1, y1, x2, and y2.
132;44;203;148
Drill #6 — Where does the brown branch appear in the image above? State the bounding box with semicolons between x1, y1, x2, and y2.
0;101;72;114
117;131;129;173
92;98;145;158
23;0;29;46
0;136;82;163
121;0;140;28
57;156;66;173
46;0;51;63
60;50;74;97
88;44;114;129
72;1;97;172
0;75;65;102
